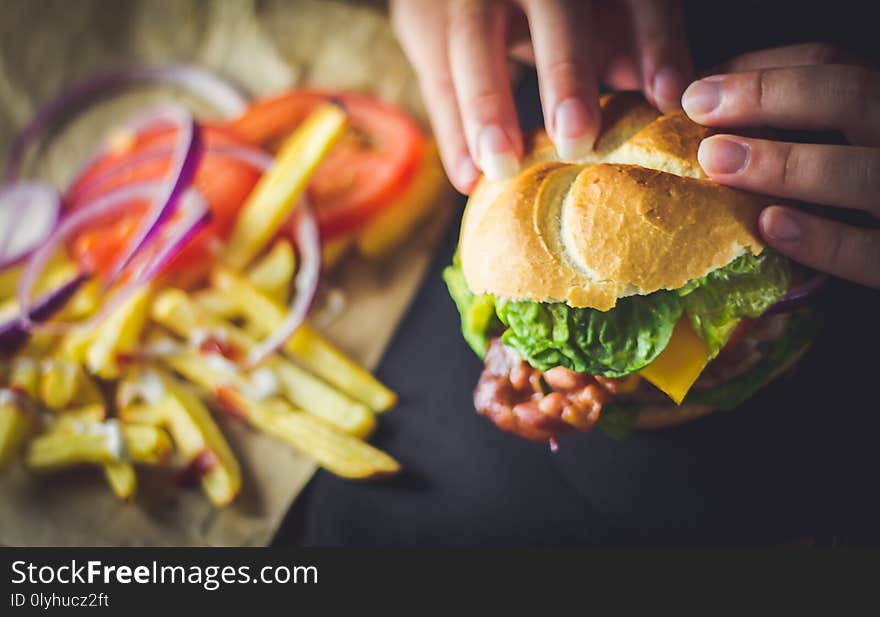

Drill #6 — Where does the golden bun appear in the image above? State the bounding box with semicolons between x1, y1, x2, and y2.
460;92;771;311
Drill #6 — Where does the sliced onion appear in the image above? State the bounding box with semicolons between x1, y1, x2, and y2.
17;182;208;333
247;199;321;367
66;142;274;205
125;189;210;284
0;182;60;268
0;273;87;354
5;64;246;183
765;272;829;315
103;105;203;285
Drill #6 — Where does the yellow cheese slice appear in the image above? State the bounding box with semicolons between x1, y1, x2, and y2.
639;318;712;404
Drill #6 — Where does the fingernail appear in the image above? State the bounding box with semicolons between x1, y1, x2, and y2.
682;76;723;118
698;136;750;174
477;125;519;181
652;67;687;112
455;156;481;190
553;98;596;160
761;207;801;242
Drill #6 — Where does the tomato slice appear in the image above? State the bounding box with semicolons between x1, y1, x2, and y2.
229;90;426;240
67;123;262;277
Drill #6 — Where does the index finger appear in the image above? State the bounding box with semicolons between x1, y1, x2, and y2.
521;0;600;160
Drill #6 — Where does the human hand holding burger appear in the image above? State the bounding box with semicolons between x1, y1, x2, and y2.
392;4;878;444
391;0;693;192
682;43;880;289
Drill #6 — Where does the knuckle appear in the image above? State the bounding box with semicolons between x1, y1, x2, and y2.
779;142;801;188
847;67;880;134
448;0;492;36
854;151;880;212
462;90;510;122
755;68;773;112
540;58;591;94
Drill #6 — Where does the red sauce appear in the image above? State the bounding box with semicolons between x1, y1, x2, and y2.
213;385;247;420
198;337;243;362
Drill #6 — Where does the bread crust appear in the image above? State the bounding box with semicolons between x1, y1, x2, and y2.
460;92;770;311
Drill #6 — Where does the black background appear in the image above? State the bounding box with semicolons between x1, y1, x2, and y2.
275;0;880;547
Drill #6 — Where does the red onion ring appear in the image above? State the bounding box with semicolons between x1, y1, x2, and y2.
765;272;829;315
5;64;246;183
0;273;87;354
17;182;208;333
247;199;321;367
103;105;203;285
130;142;318;366
66;143;274;206
0;182;60;269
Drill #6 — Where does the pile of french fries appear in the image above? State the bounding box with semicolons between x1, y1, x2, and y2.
0;104;411;507
0;241;399;506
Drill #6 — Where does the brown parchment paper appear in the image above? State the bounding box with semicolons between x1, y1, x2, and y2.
0;0;452;546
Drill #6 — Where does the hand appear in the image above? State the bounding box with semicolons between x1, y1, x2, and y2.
682;43;880;288
391;0;692;192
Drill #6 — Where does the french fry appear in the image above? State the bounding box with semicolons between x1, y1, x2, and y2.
122;424;173;464
271;360;374;438
119;402;163;426
103;462;137;500
52;403;107;430
210;268;397;411
357;144;448;258
25;421;171;471
155;347;398;479
55;279;101;322
58;326;95;365
153;370;241;506
39;358;80;410
8;357;39;399
85;286;152;379
229;392;399;479
40;357;103;411
226;104;347;269
152;290;375;435
246;239;294;302
192;289;240;319
0;393;32;469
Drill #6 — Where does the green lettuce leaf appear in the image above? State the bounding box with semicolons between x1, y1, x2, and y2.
598;308;821;439
442;260;501;358
495;292;683;377
681;251;790;357
444;250;790;375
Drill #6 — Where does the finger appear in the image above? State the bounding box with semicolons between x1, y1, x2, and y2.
698;135;880;214
391;0;480;193
448;0;523;181
719;43;866;73
760;206;880;288
519;0;600;160
682;65;880;145
602;55;642;91
624;0;693;112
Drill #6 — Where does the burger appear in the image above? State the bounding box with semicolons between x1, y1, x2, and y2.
444;92;822;445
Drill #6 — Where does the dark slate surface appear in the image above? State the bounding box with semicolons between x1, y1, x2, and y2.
275;0;880;547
